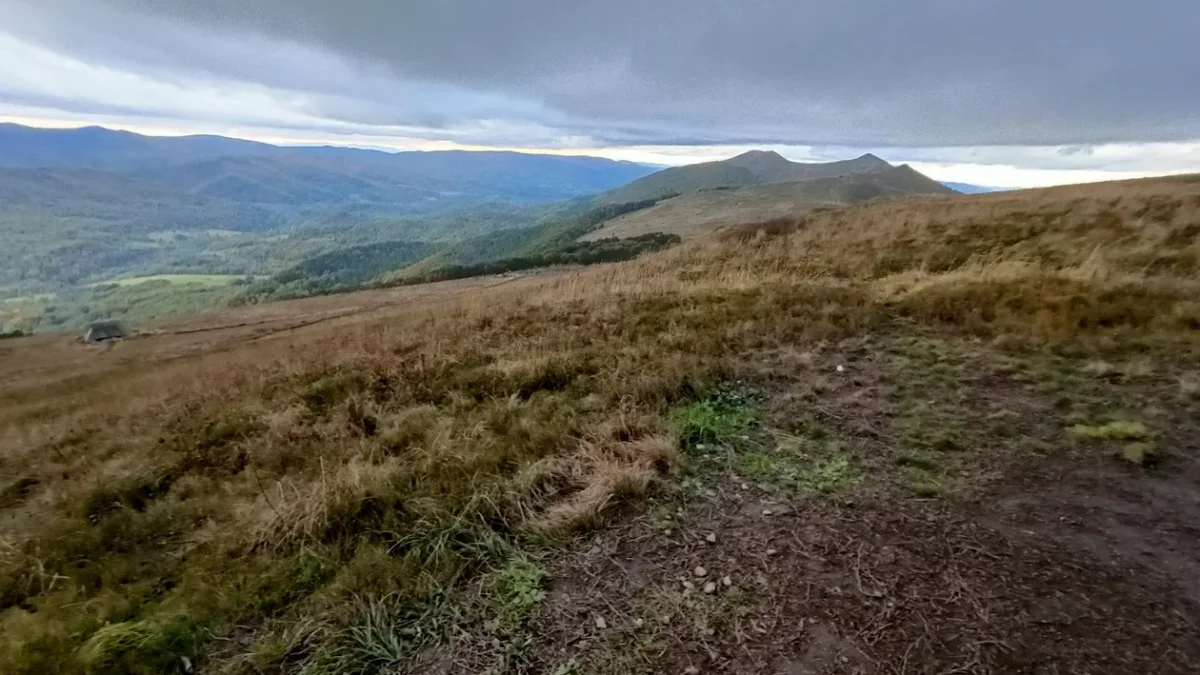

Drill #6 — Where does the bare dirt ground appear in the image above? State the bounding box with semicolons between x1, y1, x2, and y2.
510;330;1200;674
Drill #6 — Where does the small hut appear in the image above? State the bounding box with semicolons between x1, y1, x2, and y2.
84;320;129;343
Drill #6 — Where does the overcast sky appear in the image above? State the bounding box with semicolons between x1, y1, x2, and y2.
3;0;1198;187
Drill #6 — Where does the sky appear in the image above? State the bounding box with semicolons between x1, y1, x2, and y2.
2;0;1199;188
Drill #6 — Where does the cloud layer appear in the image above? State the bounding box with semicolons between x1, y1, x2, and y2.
3;0;1200;183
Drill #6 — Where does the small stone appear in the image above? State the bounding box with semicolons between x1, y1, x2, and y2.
836;365;846;373
694;566;708;577
766;548;777;556
684;667;700;675
705;533;717;544
704;489;717;498
703;581;718;594
635;618;645;628
722;575;733;587
661;614;672;624
740;483;749;490
762;509;773;516
695;444;707;451
594;616;608;630
683;580;696;590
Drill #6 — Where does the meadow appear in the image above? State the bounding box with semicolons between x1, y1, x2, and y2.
1;175;1198;674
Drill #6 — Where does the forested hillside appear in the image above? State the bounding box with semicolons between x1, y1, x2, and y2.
0;124;654;296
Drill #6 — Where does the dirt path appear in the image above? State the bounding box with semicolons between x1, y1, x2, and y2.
514;332;1200;674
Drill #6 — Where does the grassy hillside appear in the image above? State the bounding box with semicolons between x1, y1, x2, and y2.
582;165;954;241
1;176;1199;674
385;198;670;283
599;150;907;204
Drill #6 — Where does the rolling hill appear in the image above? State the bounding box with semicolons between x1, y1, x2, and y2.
598;150;905;203
583;162;954;241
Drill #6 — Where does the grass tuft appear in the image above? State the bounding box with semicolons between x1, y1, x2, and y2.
1069;420;1150;442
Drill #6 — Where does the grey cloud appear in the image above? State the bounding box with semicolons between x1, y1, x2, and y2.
6;0;1200;148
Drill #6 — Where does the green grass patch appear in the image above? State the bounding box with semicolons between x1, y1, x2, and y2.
738;434;856;495
803;454;854;493
492;558;548;624
672;387;758;450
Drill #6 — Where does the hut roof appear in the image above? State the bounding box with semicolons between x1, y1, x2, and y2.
85;321;128;342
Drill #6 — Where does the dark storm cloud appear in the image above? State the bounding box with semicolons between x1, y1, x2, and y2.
6;0;1200;147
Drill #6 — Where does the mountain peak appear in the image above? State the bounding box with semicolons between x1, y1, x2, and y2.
726;149;793;178
855;152;890;166
731;149;787;161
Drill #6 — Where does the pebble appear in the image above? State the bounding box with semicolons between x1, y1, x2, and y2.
722;575;733;587
836;365;846;373
594;616;607;630
762;509;774;516
705;533;717;544
766;548;778;556
694;566;708;577
635;618;645;628
704;489;717;498
703;581;718;594
685;667;700;675
683;580;696;590
740;483;750;490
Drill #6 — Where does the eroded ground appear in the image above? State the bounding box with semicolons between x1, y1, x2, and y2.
429;329;1200;674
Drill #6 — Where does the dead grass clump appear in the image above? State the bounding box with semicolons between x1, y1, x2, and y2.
717;216;803;242
530;436;680;534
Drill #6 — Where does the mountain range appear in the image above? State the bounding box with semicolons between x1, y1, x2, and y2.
942;181;1003;194
599;150;941;202
0;124;657;209
583;151;954;241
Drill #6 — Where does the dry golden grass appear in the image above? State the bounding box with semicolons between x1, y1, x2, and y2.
0;174;1198;674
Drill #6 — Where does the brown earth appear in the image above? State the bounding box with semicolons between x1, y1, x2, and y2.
510;333;1200;674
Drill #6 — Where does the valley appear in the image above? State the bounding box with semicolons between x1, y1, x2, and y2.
0;133;954;335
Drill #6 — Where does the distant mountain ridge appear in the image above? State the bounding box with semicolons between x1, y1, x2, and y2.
941;182;1004;194
0;123;658;296
582;152;953;242
0;123;657;207
599;150;948;203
